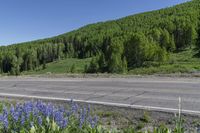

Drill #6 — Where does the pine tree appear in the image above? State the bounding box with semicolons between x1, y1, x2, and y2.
160;29;175;52
70;64;76;73
196;24;200;56
107;38;124;73
0;53;2;73
98;54;107;73
87;57;99;73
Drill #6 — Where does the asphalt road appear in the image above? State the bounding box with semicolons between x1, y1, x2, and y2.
0;76;200;114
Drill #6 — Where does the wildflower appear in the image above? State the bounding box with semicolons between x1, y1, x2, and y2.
60;118;68;129
21;115;25;125
89;115;98;128
79;109;86;128
37;116;42;125
0;106;9;129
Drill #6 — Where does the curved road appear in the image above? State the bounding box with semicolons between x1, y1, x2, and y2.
0;77;200;114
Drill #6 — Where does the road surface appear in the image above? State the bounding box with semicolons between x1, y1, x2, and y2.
0;76;200;114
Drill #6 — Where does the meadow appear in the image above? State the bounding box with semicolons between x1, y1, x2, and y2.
23;58;92;75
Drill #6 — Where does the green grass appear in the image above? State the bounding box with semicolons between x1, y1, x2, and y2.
129;49;200;75
23;58;92;75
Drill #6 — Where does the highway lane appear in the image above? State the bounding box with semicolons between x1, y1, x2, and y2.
0;77;200;114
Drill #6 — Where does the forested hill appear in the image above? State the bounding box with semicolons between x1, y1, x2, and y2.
1;0;200;75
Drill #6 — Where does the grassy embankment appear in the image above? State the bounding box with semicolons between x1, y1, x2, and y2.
129;48;200;75
23;58;92;75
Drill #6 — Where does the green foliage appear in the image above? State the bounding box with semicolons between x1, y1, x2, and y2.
70;64;76;73
23;58;91;75
122;127;136;133
129;48;200;75
140;111;151;123
125;33;168;68
196;22;200;56
153;125;172;133
107;38;125;73
174;113;184;133
87;57;99;73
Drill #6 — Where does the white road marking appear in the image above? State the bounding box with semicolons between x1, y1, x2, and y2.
0;92;199;115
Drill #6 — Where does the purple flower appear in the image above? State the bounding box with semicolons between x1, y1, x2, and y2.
0;100;96;131
59;118;68;129
0;107;9;129
37;116;42;125
88;115;98;128
21;115;25;125
87;104;91;114
79;109;86;128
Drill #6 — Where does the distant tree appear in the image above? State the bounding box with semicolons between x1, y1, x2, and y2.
70;64;76;73
15;47;22;58
65;43;75;58
186;25;197;48
107;38;124;73
22;51;34;71
57;43;65;60
10;55;22;75
151;28;161;42
2;52;13;73
160;29;176;52
98;54;107;73
196;23;200;56
125;33;148;67
122;57;128;73
87;57;99;73
42;61;47;70
0;53;2;73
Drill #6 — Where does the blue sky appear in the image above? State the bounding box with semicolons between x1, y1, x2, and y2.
0;0;190;45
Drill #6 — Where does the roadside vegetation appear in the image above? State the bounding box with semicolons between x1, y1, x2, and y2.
21;48;200;75
0;100;198;133
23;58;91;75
129;48;200;75
0;0;200;75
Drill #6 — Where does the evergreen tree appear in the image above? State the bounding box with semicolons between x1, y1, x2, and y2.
98;54;107;73
0;53;2;73
87;57;99;73
196;23;200;56
107;38;124;73
160;29;176;51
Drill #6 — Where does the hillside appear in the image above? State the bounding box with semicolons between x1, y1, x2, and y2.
0;0;200;75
